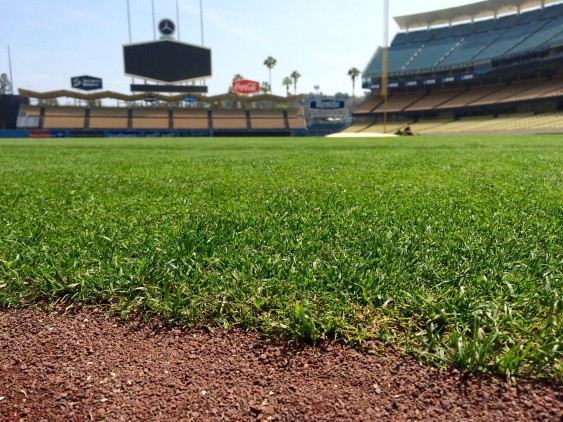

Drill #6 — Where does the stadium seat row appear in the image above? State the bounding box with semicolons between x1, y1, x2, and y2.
365;3;563;77
18;107;306;131
355;77;563;114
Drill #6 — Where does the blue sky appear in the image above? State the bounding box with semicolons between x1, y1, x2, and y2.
0;0;475;97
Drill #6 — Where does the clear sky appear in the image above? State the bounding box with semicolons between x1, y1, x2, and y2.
0;0;476;97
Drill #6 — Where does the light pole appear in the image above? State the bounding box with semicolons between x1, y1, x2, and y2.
200;0;205;46
382;0;389;134
151;0;156;40
176;0;181;40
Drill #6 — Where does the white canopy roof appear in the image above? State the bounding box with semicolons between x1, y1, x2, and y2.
394;0;562;29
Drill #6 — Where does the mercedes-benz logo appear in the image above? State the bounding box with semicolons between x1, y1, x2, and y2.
158;19;176;36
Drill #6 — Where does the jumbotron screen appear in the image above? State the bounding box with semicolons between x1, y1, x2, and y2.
124;40;212;84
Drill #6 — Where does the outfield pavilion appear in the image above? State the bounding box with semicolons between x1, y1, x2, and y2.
347;0;563;135
12;91;307;138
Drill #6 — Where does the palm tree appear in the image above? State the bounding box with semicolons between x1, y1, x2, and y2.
348;67;361;97
282;77;293;97
263;56;277;92
290;70;301;95
261;82;271;94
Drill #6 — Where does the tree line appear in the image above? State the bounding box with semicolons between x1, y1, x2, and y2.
231;57;361;97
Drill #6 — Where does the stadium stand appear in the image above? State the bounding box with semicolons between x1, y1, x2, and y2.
211;109;248;130
132;108;170;130
249;109;286;130
351;0;563;135
172;109;210;130
89;107;129;130
435;84;505;109
43;107;85;129
287;108;307;130
406;88;465;111
9;102;308;136
372;91;427;113
364;2;563;76
16;104;41;128
6;90;307;137
353;95;385;114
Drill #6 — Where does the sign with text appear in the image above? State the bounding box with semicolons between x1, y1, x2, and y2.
232;79;260;95
309;99;346;110
71;75;103;91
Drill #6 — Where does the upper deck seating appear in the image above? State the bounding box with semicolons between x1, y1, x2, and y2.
472;22;544;62
363;3;563;78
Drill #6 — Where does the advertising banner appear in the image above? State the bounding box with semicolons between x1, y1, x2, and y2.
28;130;52;138
69;131;104;138
107;131;141;138
71;75;103;91
232;80;260;95
309;99;346;110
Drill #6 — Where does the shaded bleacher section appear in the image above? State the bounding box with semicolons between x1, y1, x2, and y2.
356;76;563;115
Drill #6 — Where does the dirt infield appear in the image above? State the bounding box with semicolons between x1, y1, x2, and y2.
1;308;561;421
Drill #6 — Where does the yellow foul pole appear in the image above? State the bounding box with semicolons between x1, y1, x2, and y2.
381;0;389;134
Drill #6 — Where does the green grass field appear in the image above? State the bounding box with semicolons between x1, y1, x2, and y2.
0;136;561;379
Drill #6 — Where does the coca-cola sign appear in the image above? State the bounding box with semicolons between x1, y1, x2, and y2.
232;79;260;94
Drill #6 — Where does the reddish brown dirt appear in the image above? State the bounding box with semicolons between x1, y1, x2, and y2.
0;308;561;421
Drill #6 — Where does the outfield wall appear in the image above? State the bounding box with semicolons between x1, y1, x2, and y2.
0;128;308;139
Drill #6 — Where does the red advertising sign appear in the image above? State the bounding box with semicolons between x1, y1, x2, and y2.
28;130;52;138
232;79;260;94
